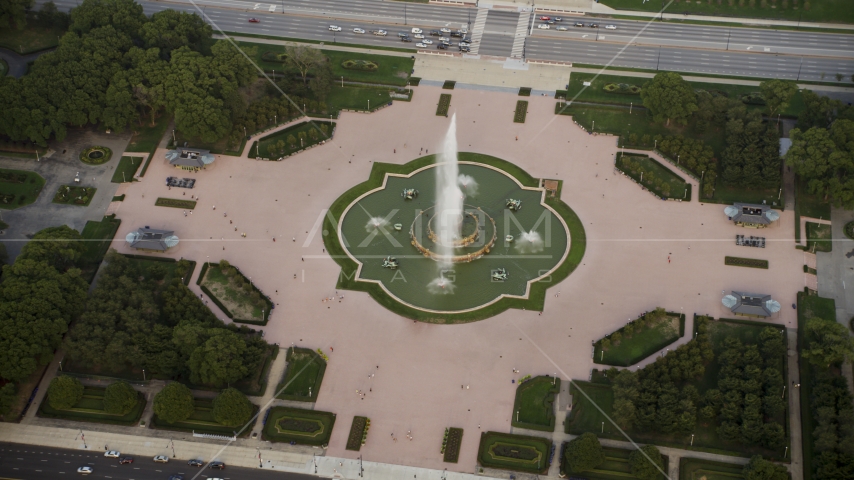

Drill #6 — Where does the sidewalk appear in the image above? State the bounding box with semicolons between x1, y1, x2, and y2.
215;34;414;58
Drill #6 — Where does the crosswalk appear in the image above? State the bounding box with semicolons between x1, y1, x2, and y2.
510;10;531;58
468;8;488;55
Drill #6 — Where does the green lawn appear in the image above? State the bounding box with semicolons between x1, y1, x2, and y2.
679;457;744;480
512;376;560;431
249;121;334;159
570;317;789;460
0;168;45;209
710;183;782;208
52;185;96;207
561;445;669;480
477;431;552;474
79;217;121;283
805;222;832;252
796;177;831;219
128;115;171;157
152;397;257;437
38;386;146;426
597;0;854;24
199;263;270;323
111;156;142;183
0;21;64;54
276;347;327;402
262;406;336;445
237;41;414;86
617;153;692;201
594;313;683;366
326;86;392;115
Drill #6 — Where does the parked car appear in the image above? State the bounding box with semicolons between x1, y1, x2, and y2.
400;36;413;42
372;29;387;36
210;462;226;470
422;39;433;44
537;24;550;29
574;22;584;27
605;24;617;29
77;467;93;475
411;27;422;34
556;26;567;31
416;42;426;47
353;27;365;33
248;18;259;23
153;455;169;463
439;27;451;33
539;16;550;20
118;457;134;464
187;459;204;467
104;451;120;458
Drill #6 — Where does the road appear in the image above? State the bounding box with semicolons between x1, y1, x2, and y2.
0;442;316;480
530;17;854;59
526;37;854;83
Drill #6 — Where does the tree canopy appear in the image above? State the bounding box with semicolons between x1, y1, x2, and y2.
153;381;195;423
628;445;664;480
47;375;84;410
802;317;854;368
212;387;253;426
759;79;798;117
743;455;788;480
786;120;854;209
565;432;605;473
103;381;138;415
0;0;33;30
641;72;697;126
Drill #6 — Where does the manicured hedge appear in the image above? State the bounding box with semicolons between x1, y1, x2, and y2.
443;427;463;463
442;80;456;90
262;406;336;446
436;94;451;116
155;198;197;209
151;397;257;437
38;386;146;426
724;256;769;269
518;87;531;97
477;431;552;474
346;416;369;451
514;101;528;123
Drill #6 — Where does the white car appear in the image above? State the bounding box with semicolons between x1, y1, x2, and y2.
438;37;449;42
459;41;470;47
328;25;342;31
556;26;567;31
440;27;451;33
605;24;617;29
416;43;427;48
153;455;170;463
104;451;120;458
77;467;93;475
373;29;387;36
537;24;550;29
353;27;365;33
411;27;422;34
422;39;433;44
414;33;424;39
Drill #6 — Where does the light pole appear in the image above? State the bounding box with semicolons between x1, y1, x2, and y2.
243;126;247;138
172;129;176;145
726;28;731;50
592;120;595;131
59;360;62;371
341;76;344;87
677;154;680;165
629;102;632;114
142;369;146;381
601;421;604;433
553;373;557;385
690;433;695;446
368;99;370;111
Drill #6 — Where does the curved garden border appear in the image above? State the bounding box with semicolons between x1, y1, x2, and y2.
79;146;113;165
322;153;587;324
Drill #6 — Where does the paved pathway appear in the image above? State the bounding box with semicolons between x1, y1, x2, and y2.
786;329;804;480
798;215;832;249
249;347;289;438
0;46;51;78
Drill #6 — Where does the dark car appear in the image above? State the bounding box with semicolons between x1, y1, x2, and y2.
459;45;470;52
430;30;440;36
168;476;184;480
450;30;462;37
589;23;599;28
210;462;226;470
546;20;555;24
437;43;447;49
397;32;409;38
187;459;204;467
118;456;134;464
248;18;259;23
401;36;412;42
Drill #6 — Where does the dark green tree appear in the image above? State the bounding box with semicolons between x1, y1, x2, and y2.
69;0;146;38
786;120;854;208
18;226;85;271
760;79;798;116
153;381;194;423
0;0;33;30
212;387;253;426
802;317;854;367
47;375;84;410
628;445;664;480
0;383;16;416
564;432;605;473
743;455;788;480
103;381;138;415
640;72;697;126
187;331;249;387
141;9;212;59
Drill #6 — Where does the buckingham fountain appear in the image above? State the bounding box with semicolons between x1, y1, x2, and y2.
331;114;575;317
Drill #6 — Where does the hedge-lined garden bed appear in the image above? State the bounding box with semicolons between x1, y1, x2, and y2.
262;406;336;446
616;152;691;201
593;309;685;366
346;416;370;451
442;80;456;90
155;197;197;209
152;397;257;437
518;87;531;97
53;185;96;206
197;261;273;325
38;386;146;426
477;431;552;474
0;168;45;209
724;256;769;269
436;94;452;116
511;376;560;432
276;347;326;402
514;101;528;123
443;427;463;463
79;146;113;165
249;120;334;160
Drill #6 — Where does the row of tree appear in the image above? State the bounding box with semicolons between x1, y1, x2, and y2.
153;382;253;426
63;250;268;388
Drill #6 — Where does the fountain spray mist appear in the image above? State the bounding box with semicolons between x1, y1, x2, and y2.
434;114;463;268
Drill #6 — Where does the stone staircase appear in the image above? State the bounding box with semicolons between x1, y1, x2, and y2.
468;7;489;55
510;10;531;58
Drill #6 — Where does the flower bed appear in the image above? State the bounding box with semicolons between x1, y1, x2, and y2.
603;83;641;95
79;146;113;165
724;256;769;269
518;87;532;97
443;427;463;463
514;101;528;123
197;262;273;325
155;198;197;209
346;416;370;451
53;185;96;206
0;168;45;209
442;80;456;90
342;59;379;71
436;94;452;116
